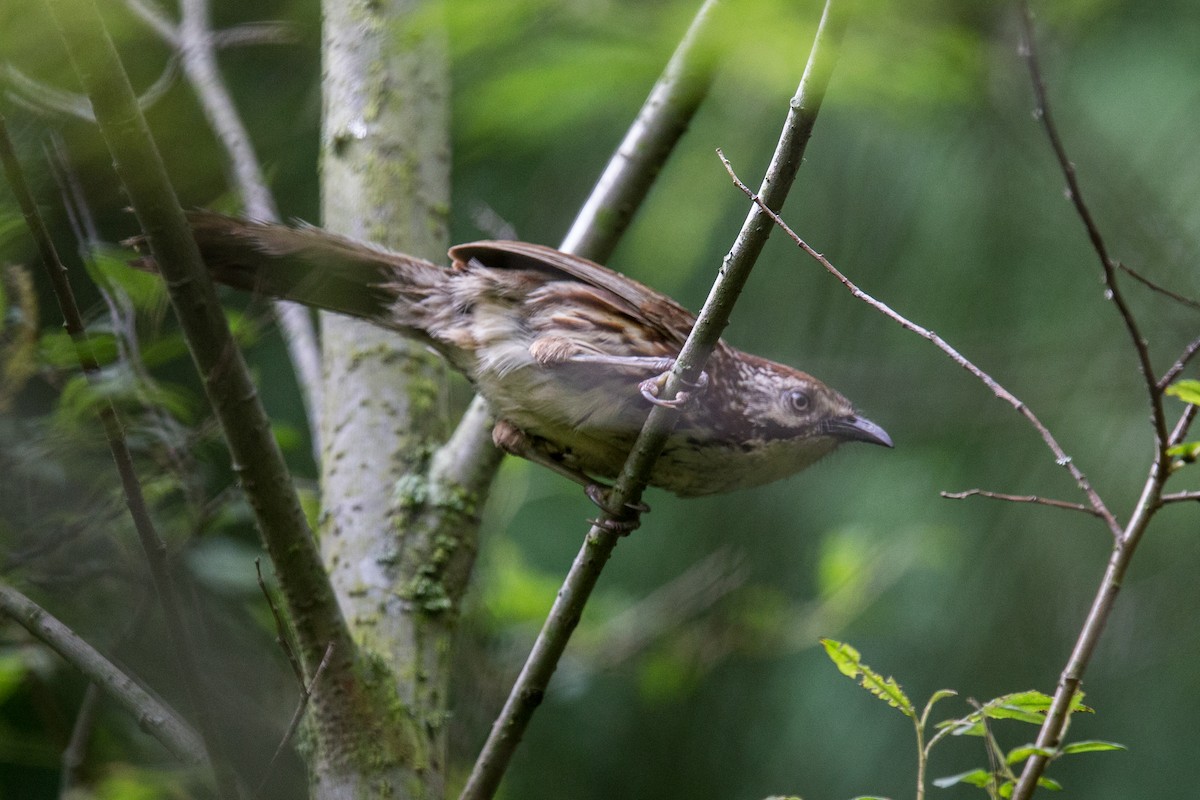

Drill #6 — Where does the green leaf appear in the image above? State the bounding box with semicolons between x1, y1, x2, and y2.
922;689;958;724
1061;740;1126;754
40;330;119;368
87;248;166;313
985;705;1046;725
1166;379;1200;406
138;332;191;368
937;716;984;737
1006;744;1057;765
989;690;1054;712
933;768;992;788
1167;441;1200;463
820;639;914;717
821;638;863;678
1037;776;1063;791
981;690;1091;725
0;653;29;705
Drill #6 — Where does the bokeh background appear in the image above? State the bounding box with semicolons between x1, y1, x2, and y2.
1;0;1198;797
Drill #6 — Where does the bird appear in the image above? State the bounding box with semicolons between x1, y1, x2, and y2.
130;211;891;502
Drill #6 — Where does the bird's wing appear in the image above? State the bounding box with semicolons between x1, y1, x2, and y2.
447;240;697;345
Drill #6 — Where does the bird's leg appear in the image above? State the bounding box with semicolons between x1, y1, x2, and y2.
542;348;709;409
492;420;648;532
492;419;595;486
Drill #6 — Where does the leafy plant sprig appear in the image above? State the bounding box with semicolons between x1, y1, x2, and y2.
821;639;1124;799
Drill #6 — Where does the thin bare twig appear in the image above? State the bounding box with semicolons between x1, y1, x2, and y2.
60;682;101;795
1158;335;1200;391
253;643;335;799
941;489;1103;518
1160;491;1200;505
1168;404;1197;448
255;559;304;687
458;5;844;799
1118;262;1200;312
719;152;1122;539
1018;5;1167;449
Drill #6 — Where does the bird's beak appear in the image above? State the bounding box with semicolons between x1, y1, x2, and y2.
829;414;893;448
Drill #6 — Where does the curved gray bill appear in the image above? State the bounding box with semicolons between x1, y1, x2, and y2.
829;415;893;448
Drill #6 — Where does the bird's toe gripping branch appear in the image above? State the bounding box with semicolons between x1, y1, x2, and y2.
585;483;650;534
639;368;709;408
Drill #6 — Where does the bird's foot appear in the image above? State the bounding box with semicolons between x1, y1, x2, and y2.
585;483;650;534
639;369;709;408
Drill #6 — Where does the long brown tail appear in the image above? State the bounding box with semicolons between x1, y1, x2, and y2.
128;211;448;326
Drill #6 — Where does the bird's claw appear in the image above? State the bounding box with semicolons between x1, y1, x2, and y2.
585;483;649;534
638;369;709;408
588;516;642;534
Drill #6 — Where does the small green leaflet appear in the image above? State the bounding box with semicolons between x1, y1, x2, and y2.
1166;379;1200;407
933;769;992;789
1060;740;1126;754
1005;744;1057;765
820;639;914;717
1167;441;1200;463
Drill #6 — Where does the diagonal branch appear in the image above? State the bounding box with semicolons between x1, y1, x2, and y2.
44;0;354;714
719;155;1122;539
1;114;237;796
559;0;725;263
173;0;323;449
0;581;206;766
458;5;845;799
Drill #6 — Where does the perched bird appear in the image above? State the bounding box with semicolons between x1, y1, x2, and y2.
131;212;891;500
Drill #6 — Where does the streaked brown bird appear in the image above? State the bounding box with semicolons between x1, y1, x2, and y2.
132;212;891;499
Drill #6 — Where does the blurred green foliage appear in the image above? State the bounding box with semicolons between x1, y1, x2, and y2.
1;0;1199;798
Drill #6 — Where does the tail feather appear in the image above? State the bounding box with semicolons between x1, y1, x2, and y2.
129;211;448;327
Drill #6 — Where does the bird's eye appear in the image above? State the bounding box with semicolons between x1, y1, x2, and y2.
785;388;811;413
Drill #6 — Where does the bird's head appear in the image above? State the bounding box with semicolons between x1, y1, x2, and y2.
699;353;892;492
